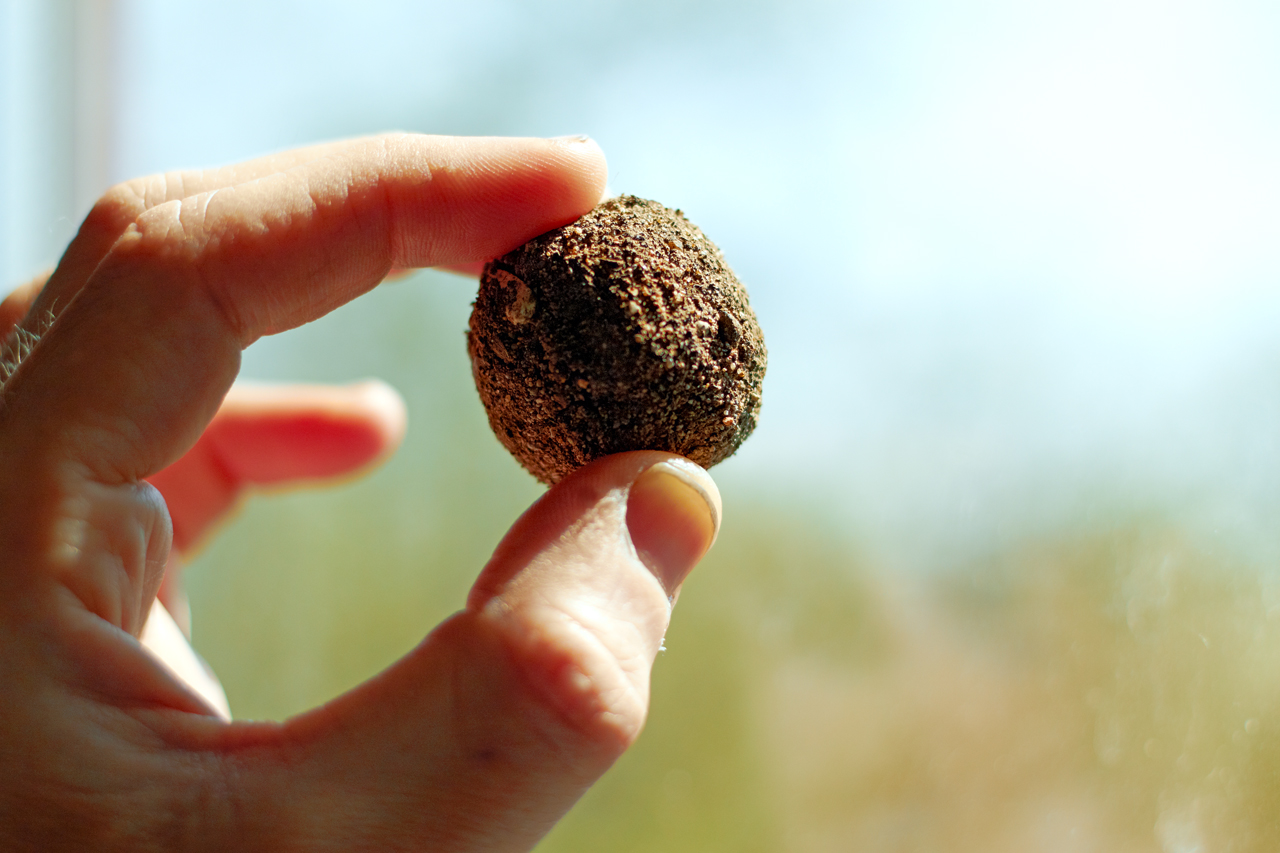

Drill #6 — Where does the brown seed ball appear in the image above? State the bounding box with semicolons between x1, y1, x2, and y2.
467;195;767;485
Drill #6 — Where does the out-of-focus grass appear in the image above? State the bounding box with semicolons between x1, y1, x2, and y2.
184;270;1280;850
741;523;1280;852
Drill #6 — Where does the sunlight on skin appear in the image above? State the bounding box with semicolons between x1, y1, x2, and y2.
0;133;732;852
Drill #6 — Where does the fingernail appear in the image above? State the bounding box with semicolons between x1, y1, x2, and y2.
553;134;593;143
625;459;721;598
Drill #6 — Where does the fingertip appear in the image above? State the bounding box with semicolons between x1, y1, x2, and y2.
380;133;609;270
424;137;605;279
546;134;609;207
487;133;608;240
204;380;408;485
625;458;720;597
468;451;720;613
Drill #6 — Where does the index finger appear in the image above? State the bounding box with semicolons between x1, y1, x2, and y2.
3;134;607;483
21;139;353;331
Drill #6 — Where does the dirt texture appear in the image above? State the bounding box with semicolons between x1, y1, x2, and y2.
468;195;766;484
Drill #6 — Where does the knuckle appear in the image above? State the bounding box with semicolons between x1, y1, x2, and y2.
82;180;150;242
53;480;172;635
488;603;650;757
101;202;249;343
96;201;189;278
84;171;190;251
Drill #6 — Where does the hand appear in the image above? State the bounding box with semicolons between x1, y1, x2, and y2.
0;134;722;852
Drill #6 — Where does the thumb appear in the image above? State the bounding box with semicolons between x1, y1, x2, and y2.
224;451;720;852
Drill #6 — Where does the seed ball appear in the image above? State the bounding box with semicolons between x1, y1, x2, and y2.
467;195;766;484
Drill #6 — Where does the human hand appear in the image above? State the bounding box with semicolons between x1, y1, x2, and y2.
0;134;721;852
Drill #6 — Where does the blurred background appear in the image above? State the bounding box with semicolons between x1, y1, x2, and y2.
5;0;1280;849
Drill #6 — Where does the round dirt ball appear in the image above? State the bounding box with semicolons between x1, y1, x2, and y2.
467;195;766;485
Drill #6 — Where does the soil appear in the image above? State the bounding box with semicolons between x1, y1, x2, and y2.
467;195;766;484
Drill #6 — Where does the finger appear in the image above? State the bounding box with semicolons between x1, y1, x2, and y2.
220;452;720;851
147;380;407;555
26;136;600;336
17;134;594;338
21;140;367;333
5;133;607;484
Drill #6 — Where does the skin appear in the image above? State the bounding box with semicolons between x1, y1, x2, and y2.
0;134;722;852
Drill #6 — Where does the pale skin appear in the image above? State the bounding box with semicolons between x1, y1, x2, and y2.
0;134;722;851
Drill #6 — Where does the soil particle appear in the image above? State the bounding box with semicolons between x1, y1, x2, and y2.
468;195;766;484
